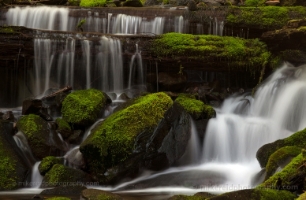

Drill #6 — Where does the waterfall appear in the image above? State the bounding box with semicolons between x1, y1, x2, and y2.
30;162;43;188
32;36;123;96
128;44;144;89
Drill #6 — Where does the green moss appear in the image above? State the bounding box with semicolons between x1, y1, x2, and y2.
80;92;173;172
226;6;306;29
151;33;270;72
168;194;203;200
175;94;215;119
297;191;306;200
96;194;121;200
265;146;301;180
259;153;304;189
39;156;62;176
257;128;306;167
253;188;296;200
0;26;14;33
244;0;265;6
16;114;42;138
56;118;71;131
80;0;108;7
46;197;71;200
61;89;106;125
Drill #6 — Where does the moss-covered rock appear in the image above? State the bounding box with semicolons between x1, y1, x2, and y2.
264;146;301;181
151;33;270;73
16;114;56;160
258;153;304;191
43;164;93;187
80;92;173;174
169;192;215;199
82;189;123;200
256;128;306;167
80;0;107;7
0;120;28;190
208;188;296;200
56;118;72;139
297;191;306;200
175;94;215;119
61;89;107;126
39;156;63;176
226;6;306;30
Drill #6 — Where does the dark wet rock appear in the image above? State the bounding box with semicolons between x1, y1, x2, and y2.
188;0;197;11
67;130;84;144
40;185;87;196
158;72;187;92
122;0;143;7
82;189;123;200
279;0;306;6
2;111;15;122
118;93;130;100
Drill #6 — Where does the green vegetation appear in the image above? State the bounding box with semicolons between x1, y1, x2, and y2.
151;33;270;72
39;156;62;176
80;92;173;172
175;94;215;119
265;146;301;180
56;118;71;131
259;153;304;188
80;0;108;7
61;89;106;126
244;0;265;6
226;6;306;29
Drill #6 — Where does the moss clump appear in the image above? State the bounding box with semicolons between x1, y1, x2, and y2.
226;6;306;30
257;128;306;167
175;94;215;119
244;0;265;6
80;0;108;7
259;153;304;189
56;118;71;131
80;92;173;172
39;156;62;176
46;197;71;200
61;89;106;126
151;33;270;72
43;164;90;187
297;191;306;200
265;146;301;180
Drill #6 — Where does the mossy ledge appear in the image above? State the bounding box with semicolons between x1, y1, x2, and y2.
61;89;107;126
226;6;306;30
256;128;306;167
80;92;173;173
39;156;62;176
174;94;215;119
150;33;270;72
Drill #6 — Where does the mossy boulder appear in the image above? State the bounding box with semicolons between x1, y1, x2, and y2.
42;164;93;187
151;33;270;72
80;92;173;175
0;120;29;190
264;146;301;181
175;94;215;119
82;189;123;200
61;89;107;126
256;128;306;168
208;188;296;200
16;114;65;160
39;156;63;176
259;153;305;192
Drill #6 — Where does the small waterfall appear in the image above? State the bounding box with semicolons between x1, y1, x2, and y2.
13;131;36;166
174;16;184;33
32;36;123;96
30;161;43;188
111;14;142;34
128;44;144;89
6;6;69;31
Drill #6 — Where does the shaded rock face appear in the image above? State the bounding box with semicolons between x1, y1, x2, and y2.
158;72;187;92
280;0;306;6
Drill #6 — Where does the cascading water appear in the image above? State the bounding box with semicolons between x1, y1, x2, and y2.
5;6;182;35
32;36;123;97
128;44;144;89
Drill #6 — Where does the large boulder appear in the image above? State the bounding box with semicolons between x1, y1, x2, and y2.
16;114;67;160
80;92;173;178
0;120;29;190
61;89;109;127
